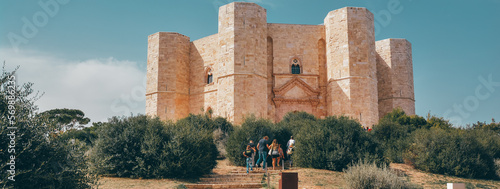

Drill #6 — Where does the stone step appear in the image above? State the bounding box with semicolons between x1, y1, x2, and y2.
203;173;263;178
184;183;262;189
199;181;260;184
230;170;282;174
200;177;261;182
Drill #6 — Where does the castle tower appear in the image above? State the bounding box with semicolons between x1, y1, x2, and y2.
217;2;268;124
146;32;190;121
324;7;379;126
376;39;415;117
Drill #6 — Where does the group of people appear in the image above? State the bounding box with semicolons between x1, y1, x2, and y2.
242;136;295;173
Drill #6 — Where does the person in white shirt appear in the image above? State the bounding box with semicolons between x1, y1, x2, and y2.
287;136;295;151
286;136;295;167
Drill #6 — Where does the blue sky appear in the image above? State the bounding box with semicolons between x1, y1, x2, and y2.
1;0;499;126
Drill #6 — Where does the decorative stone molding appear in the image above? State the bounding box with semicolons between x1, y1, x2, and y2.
273;76;320;107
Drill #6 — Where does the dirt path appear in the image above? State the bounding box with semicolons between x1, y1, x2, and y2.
390;163;500;189
97;160;500;189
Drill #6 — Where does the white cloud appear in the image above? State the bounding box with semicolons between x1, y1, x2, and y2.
0;48;146;124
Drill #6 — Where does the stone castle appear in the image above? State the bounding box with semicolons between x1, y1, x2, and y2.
146;2;415;126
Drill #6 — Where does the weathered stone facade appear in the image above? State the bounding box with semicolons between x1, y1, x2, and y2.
146;2;415;126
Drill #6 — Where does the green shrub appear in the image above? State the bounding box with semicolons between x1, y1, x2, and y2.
426;116;452;130
293;116;385;171
176;114;233;134
344;160;419;189
176;114;233;158
280;111;317;127
58;122;102;146
0;66;96;188
226;112;387;171
90;115;218;179
168;121;218;178
495;159;500;178
372;109;428;163
380;108;427;131
372;120;409;163
405;128;496;179
226;116;273;166
472;121;500;134
469;127;500;159
274;111;317;145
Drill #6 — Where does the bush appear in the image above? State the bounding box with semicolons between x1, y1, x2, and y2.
372;120;410;163
344;160;419;189
404;128;496;179
496;159;500;178
58;122;102;146
226;113;385;171
426;116;452;130
0;66;96;188
225;112;314;167
91;115;218;179
372;109;429;163
226;116;273;166
293;116;385;171
380;108;427;131
176;114;233;158
274;112;317;145
472;120;500;134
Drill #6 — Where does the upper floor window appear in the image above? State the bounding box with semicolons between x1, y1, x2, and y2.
205;67;214;84
291;58;301;74
207;73;213;84
291;64;300;74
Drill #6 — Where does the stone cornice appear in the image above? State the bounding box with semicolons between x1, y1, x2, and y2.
217;73;267;80
273;98;320;107
145;91;189;96
272;76;321;107
378;97;415;102
329;76;377;82
274;73;319;78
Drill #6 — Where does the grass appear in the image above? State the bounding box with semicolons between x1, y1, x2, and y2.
96;159;500;189
343;161;418;189
97;177;192;189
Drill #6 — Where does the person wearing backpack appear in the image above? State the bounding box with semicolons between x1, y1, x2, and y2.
248;140;256;167
268;139;280;170
243;145;255;173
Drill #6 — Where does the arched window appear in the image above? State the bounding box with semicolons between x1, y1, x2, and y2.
291;64;300;74
205;67;213;84
291;58;301;74
207;73;213;84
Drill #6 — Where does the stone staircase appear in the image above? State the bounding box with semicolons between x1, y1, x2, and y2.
184;169;282;189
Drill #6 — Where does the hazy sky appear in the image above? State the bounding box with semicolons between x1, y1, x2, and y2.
1;0;499;126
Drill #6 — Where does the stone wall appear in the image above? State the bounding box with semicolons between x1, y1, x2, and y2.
146;2;415;127
217;2;268;124
190;34;219;116
324;7;379;126
267;23;326;121
376;39;415;118
146;32;190;121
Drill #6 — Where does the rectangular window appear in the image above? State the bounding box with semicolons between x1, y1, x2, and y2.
207;74;213;84
292;64;300;74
